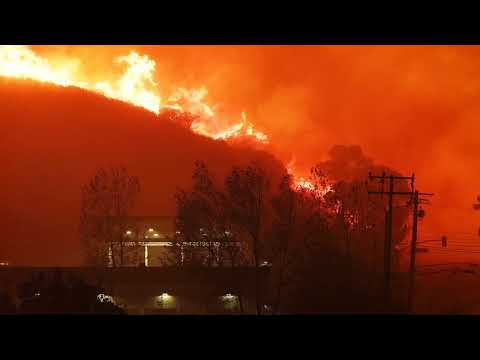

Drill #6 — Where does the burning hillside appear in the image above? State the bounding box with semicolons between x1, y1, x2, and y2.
0;46;268;143
0;45;318;189
2;45;474;266
0;77;286;265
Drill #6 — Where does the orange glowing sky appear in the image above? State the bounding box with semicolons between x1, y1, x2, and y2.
2;45;480;264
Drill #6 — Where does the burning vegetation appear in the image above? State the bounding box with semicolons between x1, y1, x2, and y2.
0;45;321;189
76;146;411;313
3;45;475;314
0;46;268;143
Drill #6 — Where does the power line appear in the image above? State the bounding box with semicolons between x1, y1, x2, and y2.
425;241;480;246
426;249;480;254
417;262;479;267
426;245;480;250
422;231;478;235
425;245;480;251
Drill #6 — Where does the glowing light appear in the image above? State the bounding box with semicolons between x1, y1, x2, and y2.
125;230;132;235
97;293;115;303
148;228;154;232
155;293;176;309
144;245;149;267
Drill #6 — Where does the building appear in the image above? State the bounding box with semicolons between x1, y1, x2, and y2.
0;216;269;314
112;216;176;267
0;266;270;314
107;216;246;268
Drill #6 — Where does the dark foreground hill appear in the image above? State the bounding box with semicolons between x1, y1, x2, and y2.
0;78;285;265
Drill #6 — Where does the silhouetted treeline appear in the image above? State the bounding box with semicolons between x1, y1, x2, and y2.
172;150;411;313
74;145;411;314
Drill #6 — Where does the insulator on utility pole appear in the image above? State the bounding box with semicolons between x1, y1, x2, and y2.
418;208;426;219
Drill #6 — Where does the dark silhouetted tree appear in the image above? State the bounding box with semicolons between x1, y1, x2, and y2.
274;164;407;313
172;161;248;268
80;167;140;267
225;162;271;315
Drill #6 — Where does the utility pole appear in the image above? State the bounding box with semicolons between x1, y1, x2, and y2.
408;191;419;314
367;172;415;309
407;190;434;313
474;196;480;237
385;175;394;302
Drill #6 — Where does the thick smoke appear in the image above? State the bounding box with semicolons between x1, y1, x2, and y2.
5;45;480;259
0;78;285;265
29;46;480;238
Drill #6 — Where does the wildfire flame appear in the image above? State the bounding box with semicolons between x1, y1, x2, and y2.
287;158;332;197
198;111;269;142
0;45;328;194
94;51;160;114
0;45;268;145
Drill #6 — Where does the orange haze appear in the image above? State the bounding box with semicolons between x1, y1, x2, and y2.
0;78;285;265
2;45;480;264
